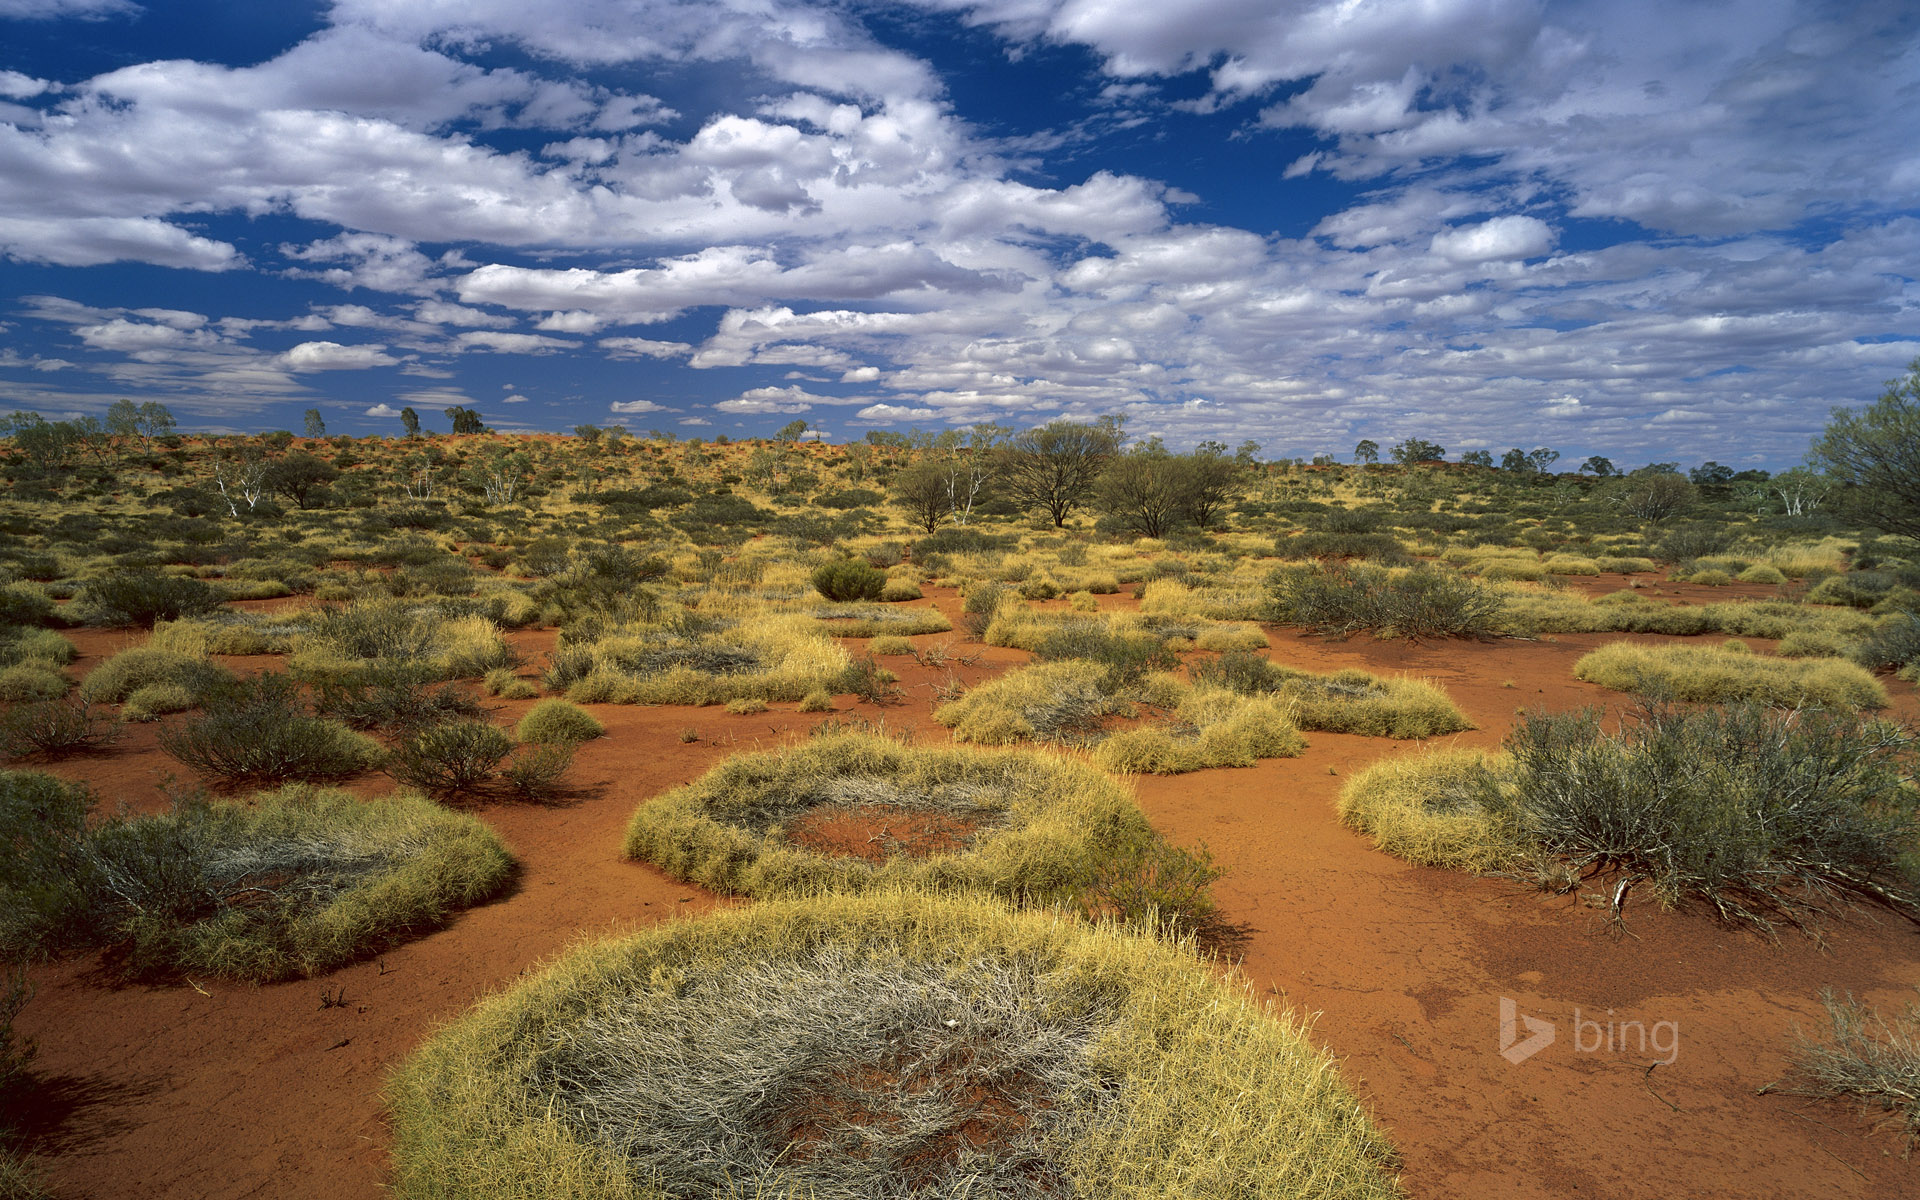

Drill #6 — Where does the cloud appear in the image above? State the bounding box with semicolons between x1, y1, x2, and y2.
452;331;575;354
609;399;667;413
364;402;401;417
0;216;240;270
1429;216;1555;265
281;340;402;371
0;0;138;18
855;402;938;422
599;336;693;359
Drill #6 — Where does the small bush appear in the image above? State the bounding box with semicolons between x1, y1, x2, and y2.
1092;691;1306;775
879;579;923;602
811;559;887;602
936;662;1131;745
313;662;486;733
724;697;769;714
0;698;118;759
838;655;900;706
1268;563;1505;640
0;584;53;627
798;688;833;713
1738;564;1789;584
499;741;577;802
387;720;514;796
1340;703;1919;932
160;675;385;785
1858;611;1920;673
514;699;603;744
1788;988;1920;1141
1574;642;1887;710
867;634;914;655
75;570;221;627
1686;569;1733;586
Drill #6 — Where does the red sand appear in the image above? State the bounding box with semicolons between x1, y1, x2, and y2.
11;588;1920;1199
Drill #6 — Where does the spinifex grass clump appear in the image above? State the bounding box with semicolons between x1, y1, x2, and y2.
550;609;850;707
289;598;513;681
1192;651;1473;739
386;892;1400;1200
625;732;1157;904
1090;688;1306;775
808;603;953;638
934;661;1134;745
0;773;513;980
1339;703;1920;933
1572;641;1887;710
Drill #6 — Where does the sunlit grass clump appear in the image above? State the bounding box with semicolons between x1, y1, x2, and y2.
624;733;1156;902
551;611;852;707
1192;652;1472;739
808;603;952;639
935;661;1134;745
386;892;1401;1200
289;599;512;681
0;774;514;980
1339;703;1919;932
1573;641;1887;710
1091;688;1306;775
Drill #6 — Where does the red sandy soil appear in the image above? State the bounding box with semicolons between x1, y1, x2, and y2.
10;586;1920;1200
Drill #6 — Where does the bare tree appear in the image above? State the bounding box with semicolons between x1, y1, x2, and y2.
212;451;271;517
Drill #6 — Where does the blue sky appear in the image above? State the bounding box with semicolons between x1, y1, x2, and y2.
1;0;1916;466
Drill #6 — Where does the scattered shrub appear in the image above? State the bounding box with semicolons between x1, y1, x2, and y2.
515;699;603;744
313;662;486;733
811;559;887;602
387;720;514;796
0;773;513;980
0;584;53;627
1858;611;1920;673
0;698;118;759
499;741;578;802
724;697;769;714
867;635;915;655
1737;564;1789;584
879;578;923;602
160;674;385;785
1788;988;1920;1141
798;688;833;713
1340;703;1919;932
1573;642;1887;710
1092;690;1305;775
74;570;221;627
1268;563;1505;640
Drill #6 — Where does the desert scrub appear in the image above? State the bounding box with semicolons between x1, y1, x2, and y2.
1192;652;1473;739
867;634;915;655
1339;703;1919;932
809;603;953;638
0;664;67;703
289;599;512;681
516;699;604;744
484;667;540;700
559;612;850;707
1268;563;1505;640
811;559;886;602
0;629;74;669
312;661;486;733
72;569;221;627
625;733;1162;905
0;698;118;759
1092;689;1306;775
386;892;1399;1200
1573;642;1887;710
160;673;385;786
0;773;513;981
934;661;1134;745
78;646;232;706
1787;988;1920;1140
